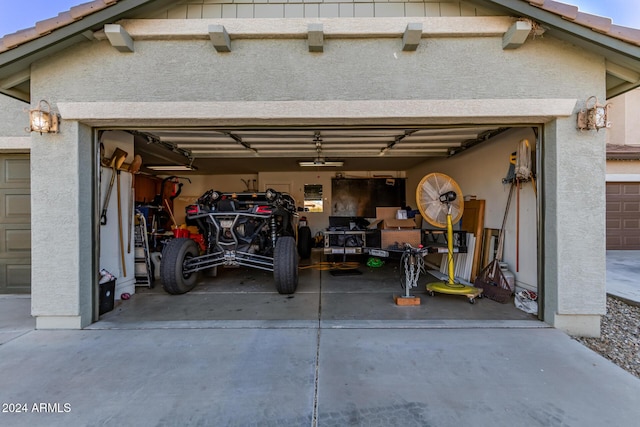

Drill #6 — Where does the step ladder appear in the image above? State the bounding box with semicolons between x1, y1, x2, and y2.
134;211;153;288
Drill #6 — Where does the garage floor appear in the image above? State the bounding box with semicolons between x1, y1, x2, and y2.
96;250;537;327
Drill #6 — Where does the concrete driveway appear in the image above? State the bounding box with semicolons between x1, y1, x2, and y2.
606;250;640;305
1;254;640;426
1;297;640;426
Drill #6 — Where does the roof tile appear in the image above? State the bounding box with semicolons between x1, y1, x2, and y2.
538;0;578;21
608;25;640;47
70;1;112;20
34;12;76;36
1;28;41;49
574;12;612;34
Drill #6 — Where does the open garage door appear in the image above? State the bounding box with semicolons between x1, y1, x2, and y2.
130;126;509;174
606;182;640;249
95;124;540;324
0;154;31;294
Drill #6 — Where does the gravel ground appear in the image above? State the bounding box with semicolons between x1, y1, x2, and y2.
573;296;640;379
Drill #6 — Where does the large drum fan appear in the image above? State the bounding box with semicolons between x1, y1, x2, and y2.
416;173;481;303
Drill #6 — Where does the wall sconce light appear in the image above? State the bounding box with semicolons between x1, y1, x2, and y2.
28;100;60;134
577;96;611;131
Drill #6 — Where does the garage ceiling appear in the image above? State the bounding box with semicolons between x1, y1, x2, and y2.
130;125;509;174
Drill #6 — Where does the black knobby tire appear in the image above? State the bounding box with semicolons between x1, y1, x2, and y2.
160;238;200;295
297;226;313;259
273;236;298;294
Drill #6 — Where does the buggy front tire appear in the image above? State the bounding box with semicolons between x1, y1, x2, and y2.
160;238;200;295
274;236;299;294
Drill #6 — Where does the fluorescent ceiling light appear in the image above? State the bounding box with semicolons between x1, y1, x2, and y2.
299;160;344;167
146;165;198;171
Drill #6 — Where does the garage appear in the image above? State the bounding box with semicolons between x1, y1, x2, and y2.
93;123;539;324
606;182;640;250
2;0;638;336
0;154;30;294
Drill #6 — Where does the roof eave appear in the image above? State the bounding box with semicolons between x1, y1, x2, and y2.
0;0;176;101
477;0;640;99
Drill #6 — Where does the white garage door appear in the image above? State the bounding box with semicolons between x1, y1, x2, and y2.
0;154;31;293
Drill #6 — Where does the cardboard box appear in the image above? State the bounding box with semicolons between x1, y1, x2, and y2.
381;229;421;249
382;218;416;229
374;207;416;229
376;207;401;221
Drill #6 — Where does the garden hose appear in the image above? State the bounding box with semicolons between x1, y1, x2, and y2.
366;257;384;268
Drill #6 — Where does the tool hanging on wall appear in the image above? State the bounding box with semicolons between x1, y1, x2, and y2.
499;138;535;273
117;160;126;277
100;148;127;225
514;138;533;273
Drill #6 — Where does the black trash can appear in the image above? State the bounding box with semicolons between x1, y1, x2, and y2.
99;279;116;315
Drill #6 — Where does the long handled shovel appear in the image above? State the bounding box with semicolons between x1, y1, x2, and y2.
117;166;126;277
103;148;128;276
100;148;128;225
127;155;143;253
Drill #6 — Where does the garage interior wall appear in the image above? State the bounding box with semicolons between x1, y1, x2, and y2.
100;131;136;298
24;13;607;333
407;127;538;292
172;170;406;238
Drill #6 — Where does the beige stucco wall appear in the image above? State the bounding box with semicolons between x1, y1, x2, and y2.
607;88;640;146
607;160;640;175
0;95;28;136
0;95;30;153
21;16;607;334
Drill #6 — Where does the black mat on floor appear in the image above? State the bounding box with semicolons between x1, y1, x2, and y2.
329;269;363;276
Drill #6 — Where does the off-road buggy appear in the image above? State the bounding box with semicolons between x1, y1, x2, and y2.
160;188;312;295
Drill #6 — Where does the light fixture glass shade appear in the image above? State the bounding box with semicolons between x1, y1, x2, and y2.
590;106;609;129
28;100;59;134
577;96;610;131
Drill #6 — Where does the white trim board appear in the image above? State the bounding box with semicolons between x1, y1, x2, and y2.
57;99;576;127
606;174;640;182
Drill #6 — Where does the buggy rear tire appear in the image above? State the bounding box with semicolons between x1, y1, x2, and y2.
160;238;200;295
274;236;298;294
297;226;312;259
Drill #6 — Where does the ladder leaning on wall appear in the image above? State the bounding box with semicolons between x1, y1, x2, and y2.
134;211;153;288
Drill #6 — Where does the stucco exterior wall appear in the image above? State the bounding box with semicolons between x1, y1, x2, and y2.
543;117;607;336
26;17;607;333
0;95;28;136
607;88;640;146
31;121;95;329
32;31;599;103
607;160;640;175
0;95;30;153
